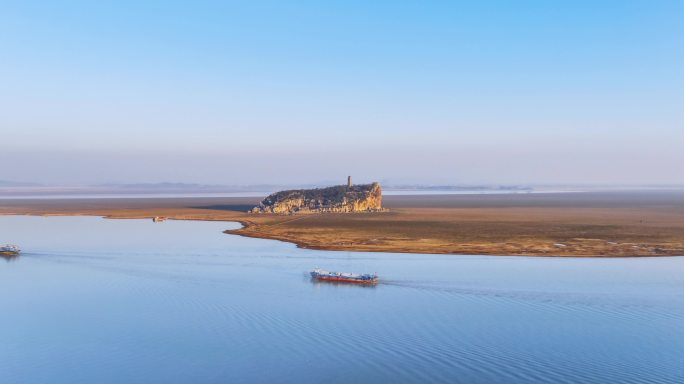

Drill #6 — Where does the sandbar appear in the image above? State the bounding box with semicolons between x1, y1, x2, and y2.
2;191;684;257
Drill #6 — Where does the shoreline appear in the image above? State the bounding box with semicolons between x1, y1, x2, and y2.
4;211;681;258
2;191;684;257
222;220;684;258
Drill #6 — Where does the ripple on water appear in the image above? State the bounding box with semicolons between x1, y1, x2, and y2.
1;216;684;384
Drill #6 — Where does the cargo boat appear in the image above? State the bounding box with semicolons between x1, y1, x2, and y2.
0;244;21;256
310;268;378;284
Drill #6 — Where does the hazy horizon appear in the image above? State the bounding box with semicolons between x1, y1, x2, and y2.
2;1;682;185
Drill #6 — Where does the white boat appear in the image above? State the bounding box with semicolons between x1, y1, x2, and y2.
0;244;21;255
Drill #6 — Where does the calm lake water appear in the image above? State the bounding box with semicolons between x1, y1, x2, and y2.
1;216;683;384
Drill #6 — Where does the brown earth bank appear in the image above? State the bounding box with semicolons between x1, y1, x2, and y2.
2;191;684;257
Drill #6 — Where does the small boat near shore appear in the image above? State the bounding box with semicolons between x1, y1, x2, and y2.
152;216;167;222
0;244;21;256
310;268;378;284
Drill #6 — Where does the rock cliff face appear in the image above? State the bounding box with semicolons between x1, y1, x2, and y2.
250;182;384;214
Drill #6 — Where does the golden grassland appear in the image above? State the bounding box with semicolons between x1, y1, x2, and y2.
2;191;684;257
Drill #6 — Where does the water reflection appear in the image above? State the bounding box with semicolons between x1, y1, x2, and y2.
0;253;19;262
310;278;378;288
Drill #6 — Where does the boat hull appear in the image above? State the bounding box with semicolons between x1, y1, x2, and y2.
314;275;377;284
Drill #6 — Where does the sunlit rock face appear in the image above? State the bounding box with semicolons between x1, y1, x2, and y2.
250;182;384;214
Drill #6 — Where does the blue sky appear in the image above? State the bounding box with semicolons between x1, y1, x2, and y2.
1;1;682;185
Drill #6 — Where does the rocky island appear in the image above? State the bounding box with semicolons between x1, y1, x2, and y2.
250;177;384;214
